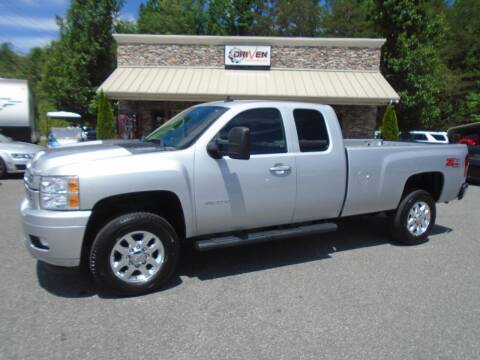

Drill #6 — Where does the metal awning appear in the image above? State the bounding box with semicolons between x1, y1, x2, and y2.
99;67;399;106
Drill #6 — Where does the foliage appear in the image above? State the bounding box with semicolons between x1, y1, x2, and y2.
138;0;206;34
41;0;121;121
380;105;400;140
441;0;480;125
373;0;446;131
320;0;376;37
274;0;321;36
95;91;116;139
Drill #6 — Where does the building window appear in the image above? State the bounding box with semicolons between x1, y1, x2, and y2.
293;109;330;152
218;108;287;155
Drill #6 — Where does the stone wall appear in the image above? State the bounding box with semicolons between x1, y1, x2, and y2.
118;44;381;71
334;105;377;138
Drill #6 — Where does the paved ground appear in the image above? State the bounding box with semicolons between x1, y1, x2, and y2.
0;176;479;360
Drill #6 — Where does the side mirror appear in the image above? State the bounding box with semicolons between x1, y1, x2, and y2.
226;126;251;160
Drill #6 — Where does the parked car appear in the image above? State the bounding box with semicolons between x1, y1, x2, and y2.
0;133;43;178
47;127;84;147
401;131;449;144
21;101;468;295
448;122;480;184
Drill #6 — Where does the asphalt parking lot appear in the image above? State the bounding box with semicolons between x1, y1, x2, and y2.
0;177;479;360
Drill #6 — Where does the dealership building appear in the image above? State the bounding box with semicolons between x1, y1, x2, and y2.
100;34;399;139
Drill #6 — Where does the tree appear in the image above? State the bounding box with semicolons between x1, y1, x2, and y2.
373;0;446;131
96;91;116;139
41;0;122;121
380;105;399;140
206;0;273;36
321;0;376;37
441;0;480;124
275;0;321;36
138;0;206;34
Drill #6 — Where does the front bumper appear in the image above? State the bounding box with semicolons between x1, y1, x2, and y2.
20;199;91;267
5;157;30;173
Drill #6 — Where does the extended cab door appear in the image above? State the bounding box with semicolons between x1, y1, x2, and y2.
194;107;297;236
291;107;347;222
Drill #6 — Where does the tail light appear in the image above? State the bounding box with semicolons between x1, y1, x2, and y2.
465;154;470;178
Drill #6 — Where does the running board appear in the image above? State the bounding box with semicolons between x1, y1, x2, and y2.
195;222;337;251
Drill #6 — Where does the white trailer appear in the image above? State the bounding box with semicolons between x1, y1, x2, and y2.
0;78;39;143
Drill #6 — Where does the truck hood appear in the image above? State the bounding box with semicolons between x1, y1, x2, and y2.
29;140;167;174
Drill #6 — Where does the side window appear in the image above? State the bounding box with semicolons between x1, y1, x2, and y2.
218;108;287;155
293;109;329;152
413;133;428;141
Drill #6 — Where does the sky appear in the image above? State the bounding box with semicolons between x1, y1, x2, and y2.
0;0;145;53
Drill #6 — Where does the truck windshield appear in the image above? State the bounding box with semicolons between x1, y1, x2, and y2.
145;106;228;149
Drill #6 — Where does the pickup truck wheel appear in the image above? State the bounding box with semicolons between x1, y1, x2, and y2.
391;190;436;245
89;212;180;296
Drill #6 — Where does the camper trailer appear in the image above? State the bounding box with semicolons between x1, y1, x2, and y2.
0;78;39;143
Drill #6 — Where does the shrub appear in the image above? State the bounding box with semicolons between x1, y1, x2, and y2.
95;91;116;139
381;105;400;140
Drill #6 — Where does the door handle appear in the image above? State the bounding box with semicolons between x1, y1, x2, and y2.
269;164;291;175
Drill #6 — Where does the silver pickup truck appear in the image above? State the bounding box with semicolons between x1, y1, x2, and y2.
21;101;469;295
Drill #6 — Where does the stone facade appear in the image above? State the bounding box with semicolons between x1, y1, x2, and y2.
118;44;381;71
334;105;378;138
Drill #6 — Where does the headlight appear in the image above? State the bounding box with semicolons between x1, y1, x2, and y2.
11;153;33;159
40;176;80;210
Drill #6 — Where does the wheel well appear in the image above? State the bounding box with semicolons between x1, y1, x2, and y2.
81;191;185;267
402;172;444;202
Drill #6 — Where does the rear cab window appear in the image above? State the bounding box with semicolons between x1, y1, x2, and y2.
218;108;287;155
293;109;330;152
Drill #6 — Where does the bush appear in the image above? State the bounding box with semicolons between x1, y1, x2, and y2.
95;91;116;140
381;105;400;140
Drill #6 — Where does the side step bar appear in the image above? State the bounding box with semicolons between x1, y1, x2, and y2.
195;222;337;251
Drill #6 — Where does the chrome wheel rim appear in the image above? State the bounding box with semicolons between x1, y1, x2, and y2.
109;231;165;284
407;201;431;236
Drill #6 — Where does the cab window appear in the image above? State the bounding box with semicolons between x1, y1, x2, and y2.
218;108;287;155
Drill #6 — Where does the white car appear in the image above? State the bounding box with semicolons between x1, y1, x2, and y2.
406;131;449;144
0;133;43;178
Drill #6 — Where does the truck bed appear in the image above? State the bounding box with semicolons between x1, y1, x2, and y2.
341;139;467;217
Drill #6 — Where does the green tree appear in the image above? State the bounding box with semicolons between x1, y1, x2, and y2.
42;0;122;121
138;0;206;34
321;0;376;37
275;0;321;36
442;0;480;124
373;0;446;131
96;91;116;139
205;0;269;36
0;43;27;79
380;105;399;140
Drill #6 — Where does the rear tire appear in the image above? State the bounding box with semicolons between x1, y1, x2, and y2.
89;212;180;296
391;190;436;245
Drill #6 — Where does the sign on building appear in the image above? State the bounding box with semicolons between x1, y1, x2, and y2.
224;45;271;69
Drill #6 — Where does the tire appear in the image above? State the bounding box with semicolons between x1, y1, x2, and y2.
89;212;180;296
0;157;6;179
391;190;436;245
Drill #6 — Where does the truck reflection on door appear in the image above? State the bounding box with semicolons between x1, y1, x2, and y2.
117;114;138;139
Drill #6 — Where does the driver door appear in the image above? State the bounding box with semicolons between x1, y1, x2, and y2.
194;107;297;236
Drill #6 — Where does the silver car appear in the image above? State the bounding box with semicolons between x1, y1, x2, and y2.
0;133;43;178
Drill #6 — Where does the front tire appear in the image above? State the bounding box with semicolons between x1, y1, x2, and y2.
391;190;436;245
0;157;6;179
89;212;180;296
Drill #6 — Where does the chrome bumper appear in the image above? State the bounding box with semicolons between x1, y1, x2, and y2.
20;199;91;267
